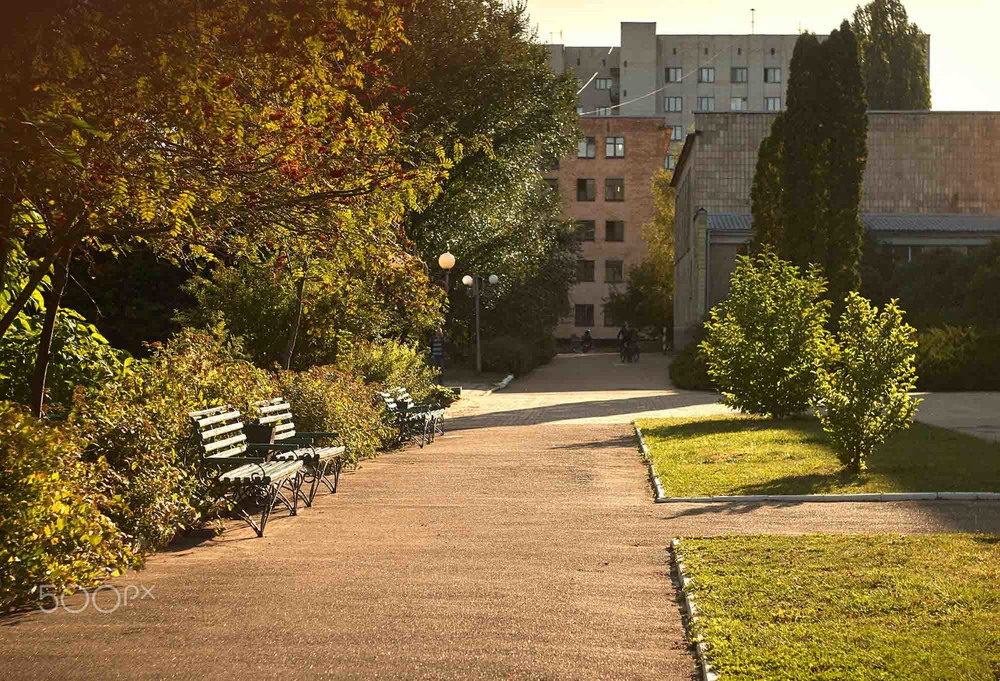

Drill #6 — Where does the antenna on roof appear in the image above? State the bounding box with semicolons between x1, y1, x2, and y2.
751;8;755;35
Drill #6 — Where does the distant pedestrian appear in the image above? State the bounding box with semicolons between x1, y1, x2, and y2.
429;327;447;381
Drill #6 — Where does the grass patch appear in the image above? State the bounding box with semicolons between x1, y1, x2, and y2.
637;415;1000;496
677;534;999;681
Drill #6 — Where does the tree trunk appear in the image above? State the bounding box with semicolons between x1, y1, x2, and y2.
0;239;69;338
281;273;307;370
29;246;72;417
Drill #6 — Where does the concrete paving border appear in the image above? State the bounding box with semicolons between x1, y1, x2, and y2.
634;425;1000;504
671;539;719;681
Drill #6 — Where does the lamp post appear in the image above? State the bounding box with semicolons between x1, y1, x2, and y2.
462;273;498;374
437;251;456;288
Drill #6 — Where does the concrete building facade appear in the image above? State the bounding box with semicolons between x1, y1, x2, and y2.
546;22;822;340
549;116;668;339
548;23;809;170
673;111;1000;347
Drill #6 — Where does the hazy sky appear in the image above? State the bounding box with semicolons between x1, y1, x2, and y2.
523;0;1000;111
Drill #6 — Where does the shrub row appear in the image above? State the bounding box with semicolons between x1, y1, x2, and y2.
1;330;440;610
481;334;557;375
915;325;1000;391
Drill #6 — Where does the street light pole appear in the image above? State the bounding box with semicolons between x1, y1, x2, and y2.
463;273;498;374
473;276;481;373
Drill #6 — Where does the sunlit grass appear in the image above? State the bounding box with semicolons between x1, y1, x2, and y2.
638;415;1000;496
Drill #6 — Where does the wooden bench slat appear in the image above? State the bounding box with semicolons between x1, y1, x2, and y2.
199;421;244;440
195;410;242;428
205;444;249;460
257;402;292;415
204;433;247;453
257;412;292;425
189;405;231;419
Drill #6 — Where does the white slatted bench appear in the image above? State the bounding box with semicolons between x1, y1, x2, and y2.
190;405;303;537
394;387;445;441
252;398;347;506
379;391;433;448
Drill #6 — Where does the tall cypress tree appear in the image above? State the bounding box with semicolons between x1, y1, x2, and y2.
751;27;868;313
824;21;869;310
852;0;930;110
778;33;830;270
750;113;784;251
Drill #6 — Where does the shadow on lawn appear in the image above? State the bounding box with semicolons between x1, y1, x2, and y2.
646;416;1000;495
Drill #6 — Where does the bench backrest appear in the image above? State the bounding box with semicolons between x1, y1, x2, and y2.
189;405;248;461
253;398;297;441
379;391;404;414
394;388;417;410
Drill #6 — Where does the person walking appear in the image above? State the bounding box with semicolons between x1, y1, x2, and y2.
616;321;631;361
429;327;447;382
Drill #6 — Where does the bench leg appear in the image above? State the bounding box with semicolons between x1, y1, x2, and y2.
317;457;341;495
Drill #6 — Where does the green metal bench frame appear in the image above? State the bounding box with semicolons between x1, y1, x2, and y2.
251;398;347;506
393;387;446;441
379;390;433;448
190;405;304;537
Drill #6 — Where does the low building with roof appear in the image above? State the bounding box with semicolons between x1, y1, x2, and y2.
672;111;1000;348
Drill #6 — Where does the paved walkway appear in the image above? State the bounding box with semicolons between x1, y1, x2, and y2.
2;353;997;680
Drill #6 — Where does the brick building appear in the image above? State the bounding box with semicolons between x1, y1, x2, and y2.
548;116;670;339
673;111;1000;347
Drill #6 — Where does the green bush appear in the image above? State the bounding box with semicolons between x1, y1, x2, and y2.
277;366;393;462
482;335;536;375
70;327;276;550
669;322;713;390
337;338;437;400
701;250;832;417
0;308;131;415
0;402;133;610
916;326;1000;390
814;294;920;473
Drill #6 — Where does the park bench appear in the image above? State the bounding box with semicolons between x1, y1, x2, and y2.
393;387;446;440
190;405;303;537
251;398;348;506
379;390;434;448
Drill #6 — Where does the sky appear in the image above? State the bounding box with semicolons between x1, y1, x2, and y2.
523;0;1000;111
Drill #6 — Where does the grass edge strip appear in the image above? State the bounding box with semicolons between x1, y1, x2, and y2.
671;538;720;681
654;492;1000;503
634;423;666;501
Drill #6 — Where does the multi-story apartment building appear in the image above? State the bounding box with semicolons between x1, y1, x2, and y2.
548;116;668;339
546;22;808;340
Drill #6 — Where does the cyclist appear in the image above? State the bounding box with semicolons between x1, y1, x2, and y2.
617;322;631;362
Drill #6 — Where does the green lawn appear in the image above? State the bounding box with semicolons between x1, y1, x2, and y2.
676;534;999;681
638;415;1000;496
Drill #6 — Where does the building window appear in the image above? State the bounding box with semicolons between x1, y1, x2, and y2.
672;47;677;55
737;47;742;56
595;78;613;90
696;96;715;112
764;67;782;83
576;259;595;282
603;305;620;327
665;154;677;170
605;136;625;158
765;97;782;112
576;179;596;201
665;96;683;112
770;47;776;56
731;67;748;83
575;304;595;327
605;259;625;283
670;126;684;141
703;47;709;56
544;177;558;191
606;220;624;242
605;178;625;202
665;67;683;83
577;137;596;158
575;219;595;241
698;67;715;83
595;106;611;116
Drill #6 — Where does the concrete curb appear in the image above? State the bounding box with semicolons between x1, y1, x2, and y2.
482;374;514;397
671;539;719;681
633;424;665;501
655;492;1000;503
